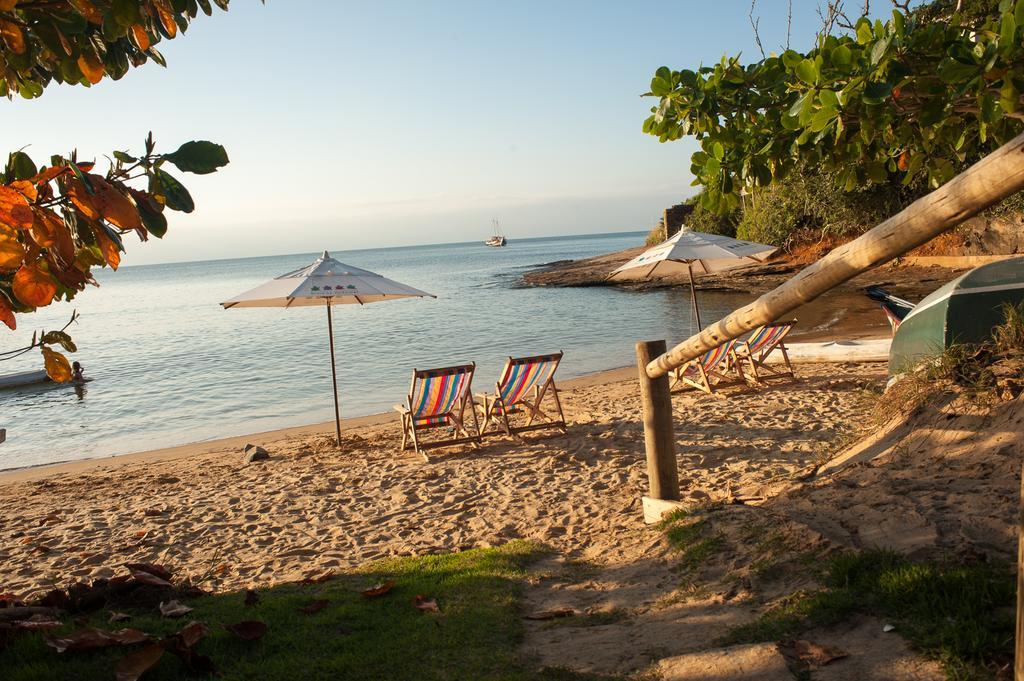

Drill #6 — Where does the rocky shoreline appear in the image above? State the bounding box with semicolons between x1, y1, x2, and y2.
518;242;1000;341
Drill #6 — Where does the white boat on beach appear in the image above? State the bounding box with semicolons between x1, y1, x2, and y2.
0;369;50;390
770;338;891;364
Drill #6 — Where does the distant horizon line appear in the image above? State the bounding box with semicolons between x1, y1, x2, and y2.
120;229;648;269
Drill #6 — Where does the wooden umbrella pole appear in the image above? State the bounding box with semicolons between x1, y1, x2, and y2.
326;300;342;447
687;261;702;331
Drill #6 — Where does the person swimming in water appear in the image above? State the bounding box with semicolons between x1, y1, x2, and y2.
72;361;84;382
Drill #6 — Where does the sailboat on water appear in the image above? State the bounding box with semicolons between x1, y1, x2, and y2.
485;219;507;247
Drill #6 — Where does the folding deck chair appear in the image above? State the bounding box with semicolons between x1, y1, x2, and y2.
395;363;481;462
735;320;797;385
476;352;567;437
669;338;743;394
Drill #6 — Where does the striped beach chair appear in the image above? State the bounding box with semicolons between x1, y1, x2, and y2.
476;352;567;437
735;320;797;385
669;339;743;394
395;363;481;461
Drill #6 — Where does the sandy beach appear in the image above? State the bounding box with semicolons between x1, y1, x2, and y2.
0;361;883;598
3;351;1022;677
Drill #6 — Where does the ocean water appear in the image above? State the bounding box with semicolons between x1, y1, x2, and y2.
0;232;752;470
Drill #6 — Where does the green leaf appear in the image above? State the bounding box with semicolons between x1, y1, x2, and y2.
138;202;168;238
809;107;836;132
795;59;818;85
856;19;873;45
650;76;671;97
1001;80;1019;113
153;169;195;213
9;151;36;181
862;81;892;104
788;91;813;118
113;150;138;164
818;90;839;109
869;36;891;66
162;141;229;175
40;330;77;353
712;142;724;160
1017;0;1024;29
112;0;142;26
832;45;852;67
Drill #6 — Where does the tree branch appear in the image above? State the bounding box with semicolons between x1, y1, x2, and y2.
749;0;766;60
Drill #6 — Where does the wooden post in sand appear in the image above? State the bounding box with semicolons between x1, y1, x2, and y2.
644;130;1024;379
1016;464;1024;681
636;340;679;506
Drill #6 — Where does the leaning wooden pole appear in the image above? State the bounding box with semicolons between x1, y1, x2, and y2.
645;131;1024;379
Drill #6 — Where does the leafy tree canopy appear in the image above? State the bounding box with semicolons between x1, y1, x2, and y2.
1;1;235;380
644;0;1024;214
0;0;235;99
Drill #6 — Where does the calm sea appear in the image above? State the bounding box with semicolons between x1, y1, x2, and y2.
0;232;752;470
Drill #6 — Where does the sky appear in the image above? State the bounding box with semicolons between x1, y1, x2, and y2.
2;0;873;264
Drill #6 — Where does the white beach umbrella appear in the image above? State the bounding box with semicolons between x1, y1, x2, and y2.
221;251;435;446
608;228;776;330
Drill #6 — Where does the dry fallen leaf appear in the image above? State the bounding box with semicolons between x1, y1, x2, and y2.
413;595;439;613
225;620;267;641
175;621;209;648
14;614;61;630
115;643;165;681
523;608;576;620
108;612;132;623
130;570;172;588
298;599;329;614
45;627;149;653
158;601;193;618
361;580;396;598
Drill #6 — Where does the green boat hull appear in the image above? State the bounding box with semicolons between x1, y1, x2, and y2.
889;256;1024;377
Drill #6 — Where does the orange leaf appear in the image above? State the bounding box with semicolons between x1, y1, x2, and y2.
77;52;104;84
67;179;100;220
30;208;61;248
130;24;150;51
0;185;33;230
0;18;25;55
0;1;19;13
154;0;178;38
30;166;70;185
10;180;37;202
12;261;57;308
89;175;142;230
42;346;72;382
69;0;103;25
0;294;15;330
0;224;24;270
94;226;121;270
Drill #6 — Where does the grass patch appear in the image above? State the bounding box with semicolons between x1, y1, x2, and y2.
719;550;1014;678
659;509;724;572
1;541;621;681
